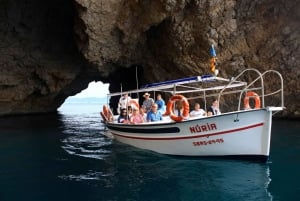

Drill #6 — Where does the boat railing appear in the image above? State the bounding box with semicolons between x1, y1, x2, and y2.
105;68;284;116
261;70;284;107
261;70;285;115
217;68;284;113
237;69;264;110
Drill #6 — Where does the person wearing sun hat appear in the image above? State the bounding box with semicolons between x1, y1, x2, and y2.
142;92;154;112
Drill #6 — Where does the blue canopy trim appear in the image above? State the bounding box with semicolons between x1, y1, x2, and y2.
141;75;214;89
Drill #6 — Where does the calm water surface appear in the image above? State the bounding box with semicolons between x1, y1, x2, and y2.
0;102;299;201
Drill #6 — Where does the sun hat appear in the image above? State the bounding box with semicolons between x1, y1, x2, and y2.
143;92;150;97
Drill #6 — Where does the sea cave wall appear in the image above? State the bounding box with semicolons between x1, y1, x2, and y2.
0;0;299;118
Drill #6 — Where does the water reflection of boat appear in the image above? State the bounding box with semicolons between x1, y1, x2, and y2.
102;149;274;200
170;160;273;200
101;47;284;161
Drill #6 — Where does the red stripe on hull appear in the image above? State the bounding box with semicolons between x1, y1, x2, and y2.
112;122;264;140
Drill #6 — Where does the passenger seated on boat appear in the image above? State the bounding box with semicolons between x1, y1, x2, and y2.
174;100;184;117
207;99;221;116
118;108;130;123
146;103;163;122
155;93;166;113
130;107;144;124
118;93;131;114
139;106;147;121
190;103;206;117
142;92;154;112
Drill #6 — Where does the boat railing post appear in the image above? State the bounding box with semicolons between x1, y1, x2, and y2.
204;91;207;112
261;70;285;109
261;74;265;108
173;85;176;95
221;68;262;111
243;70;263;108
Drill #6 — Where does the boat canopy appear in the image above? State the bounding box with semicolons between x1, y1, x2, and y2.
107;74;247;97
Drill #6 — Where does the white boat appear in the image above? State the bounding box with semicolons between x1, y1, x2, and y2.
100;67;284;161
101;44;284;160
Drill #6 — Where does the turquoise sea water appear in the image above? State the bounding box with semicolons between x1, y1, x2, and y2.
0;101;299;201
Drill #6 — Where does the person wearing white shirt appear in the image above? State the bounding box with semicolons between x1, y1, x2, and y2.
190;103;206;117
118;93;131;114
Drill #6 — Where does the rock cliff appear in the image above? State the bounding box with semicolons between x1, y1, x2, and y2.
0;0;299;118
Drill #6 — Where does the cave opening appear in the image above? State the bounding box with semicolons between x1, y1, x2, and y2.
58;81;109;114
69;81;109;99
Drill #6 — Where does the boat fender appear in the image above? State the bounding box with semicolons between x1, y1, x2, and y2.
101;105;113;122
166;95;190;122
100;111;108;122
244;91;261;109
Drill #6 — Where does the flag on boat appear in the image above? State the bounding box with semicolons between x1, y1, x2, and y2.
210;45;217;57
209;45;218;75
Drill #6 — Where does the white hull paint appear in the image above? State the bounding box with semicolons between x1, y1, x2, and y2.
107;109;273;157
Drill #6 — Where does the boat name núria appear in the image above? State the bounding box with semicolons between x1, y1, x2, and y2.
189;123;217;133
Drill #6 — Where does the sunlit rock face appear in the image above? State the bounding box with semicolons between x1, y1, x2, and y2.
0;0;299;118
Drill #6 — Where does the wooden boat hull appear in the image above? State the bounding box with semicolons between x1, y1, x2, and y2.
106;109;274;158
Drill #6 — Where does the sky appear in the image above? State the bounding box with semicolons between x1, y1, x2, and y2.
74;81;109;98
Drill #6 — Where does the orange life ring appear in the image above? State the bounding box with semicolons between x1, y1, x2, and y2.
166;95;189;122
244;91;261;109
129;99;140;110
101;105;113;122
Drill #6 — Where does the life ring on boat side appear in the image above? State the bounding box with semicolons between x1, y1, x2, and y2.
243;91;261;109
101;105;113;122
129;99;140;110
166;95;189;122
